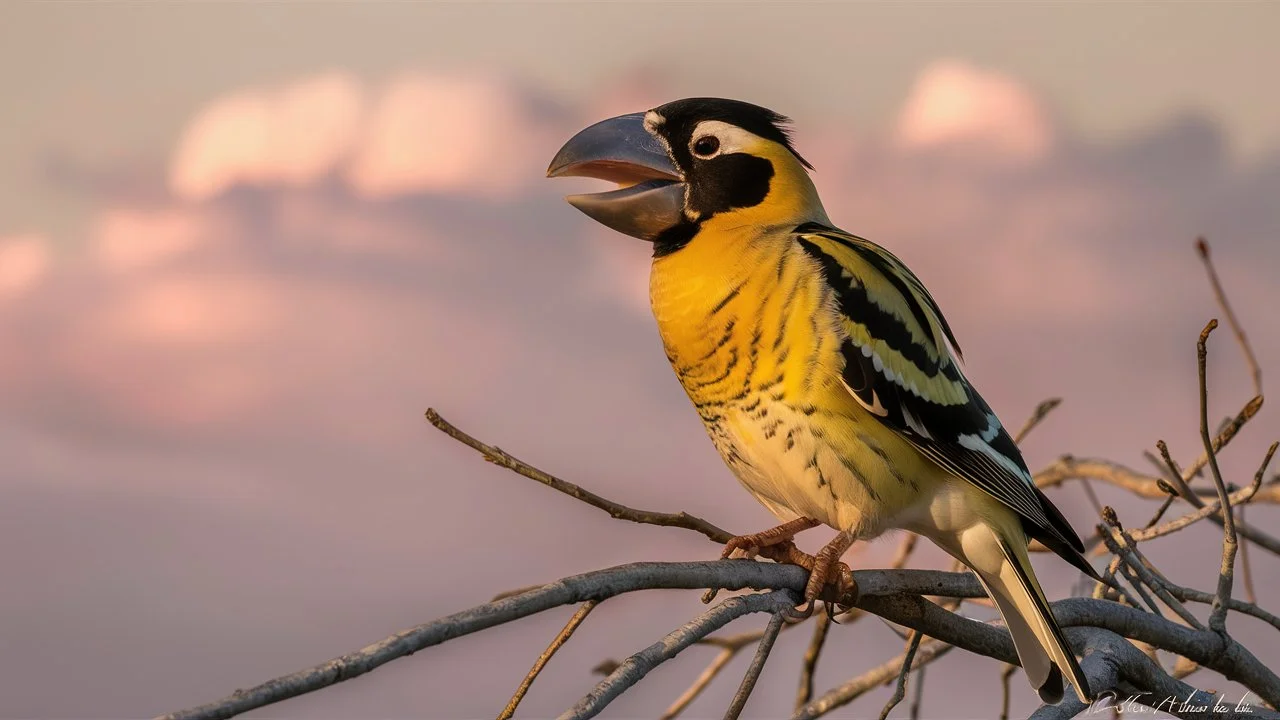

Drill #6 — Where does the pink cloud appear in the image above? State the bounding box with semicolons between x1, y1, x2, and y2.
169;72;364;201
91;207;223;273
345;73;555;199
0;234;51;300
895;59;1053;162
6;64;1279;720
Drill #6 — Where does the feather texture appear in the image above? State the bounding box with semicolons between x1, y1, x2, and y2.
795;224;1089;564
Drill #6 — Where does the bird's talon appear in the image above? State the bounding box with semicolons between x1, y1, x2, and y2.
701;588;719;604
789;599;816;619
834;563;858;608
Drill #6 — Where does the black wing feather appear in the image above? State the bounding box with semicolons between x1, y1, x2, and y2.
798;226;1086;558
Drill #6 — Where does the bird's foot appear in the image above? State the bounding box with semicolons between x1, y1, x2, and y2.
717;517;820;561
796;531;858;615
703;518;820;604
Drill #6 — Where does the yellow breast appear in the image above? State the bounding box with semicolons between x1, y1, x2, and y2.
649;229;846;415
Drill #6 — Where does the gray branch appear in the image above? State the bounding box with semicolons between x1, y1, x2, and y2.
559;590;799;720
158;561;1280;720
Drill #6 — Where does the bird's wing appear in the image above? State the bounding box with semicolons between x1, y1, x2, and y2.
794;223;1085;555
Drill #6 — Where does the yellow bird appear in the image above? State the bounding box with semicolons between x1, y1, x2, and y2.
548;98;1097;705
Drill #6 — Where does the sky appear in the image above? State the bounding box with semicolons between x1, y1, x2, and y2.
2;3;1279;719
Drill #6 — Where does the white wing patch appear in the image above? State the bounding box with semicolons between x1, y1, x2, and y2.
957;432;1033;483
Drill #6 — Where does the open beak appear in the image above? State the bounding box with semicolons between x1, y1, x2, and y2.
547;112;686;241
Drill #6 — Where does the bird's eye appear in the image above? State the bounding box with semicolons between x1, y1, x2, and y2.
692;135;720;158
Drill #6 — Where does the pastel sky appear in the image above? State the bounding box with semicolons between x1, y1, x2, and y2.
2;4;1278;719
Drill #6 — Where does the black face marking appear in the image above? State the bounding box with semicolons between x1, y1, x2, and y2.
687;153;774;217
646;98;813;257
653;222;699;258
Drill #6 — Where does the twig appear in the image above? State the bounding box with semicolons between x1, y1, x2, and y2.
156;561;1280;720
908;663;925;720
878;631;923;720
1142;494;1177;531
1198;320;1238;634
156;561;812;720
1014;398;1062;444
794;638;953;719
1035;392;1265;502
1239;504;1257;605
1118;563;1166;618
1182;394;1265;483
492;583;546;602
660;649;736;719
888;534;918;570
1153;434;1280;555
660;603;811;717
795;610;832;710
723;611;788;720
999;664;1019;720
1198;238;1261;395
1155;572;1280;632
1028;627;1276;720
426;409;732;544
1098;511;1205;631
497;600;599;720
1131;445;1270;542
560;590;799;720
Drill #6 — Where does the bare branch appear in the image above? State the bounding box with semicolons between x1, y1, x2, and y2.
1131;445;1271;542
999;664;1019;720
723;611;788;720
660;649;736;719
158;560;1280;720
1157;573;1280;633
908;663;925;720
877;630;923;720
795;637;953;719
1239;503;1257;605
1098;510;1204;630
1029;628;1276;720
156;561;810;720
1014;397;1062;444
426;409;733;544
497;600;599;720
1197;320;1239;634
1184;394;1265;482
1198;238;1262;395
794;610;832;710
560;590;799;720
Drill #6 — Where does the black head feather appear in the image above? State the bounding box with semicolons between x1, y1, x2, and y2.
650;98;813;170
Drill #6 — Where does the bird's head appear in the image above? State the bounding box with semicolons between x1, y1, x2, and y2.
548;98;827;255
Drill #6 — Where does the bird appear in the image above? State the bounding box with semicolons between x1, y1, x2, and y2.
547;97;1098;705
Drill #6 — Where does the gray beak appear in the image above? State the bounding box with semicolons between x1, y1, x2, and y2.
547;112;686;242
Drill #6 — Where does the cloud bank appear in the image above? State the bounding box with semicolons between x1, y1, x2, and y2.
3;61;1278;719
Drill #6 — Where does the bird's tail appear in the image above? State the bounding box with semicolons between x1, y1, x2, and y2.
970;526;1092;705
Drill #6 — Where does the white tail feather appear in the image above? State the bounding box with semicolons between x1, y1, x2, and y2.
974;530;1091;704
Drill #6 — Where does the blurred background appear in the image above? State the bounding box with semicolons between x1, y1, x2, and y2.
2;3;1278;718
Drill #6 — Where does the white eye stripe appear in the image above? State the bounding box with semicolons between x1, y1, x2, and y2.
688;120;762;158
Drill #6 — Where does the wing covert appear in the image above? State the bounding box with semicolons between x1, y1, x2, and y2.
795;223;1083;553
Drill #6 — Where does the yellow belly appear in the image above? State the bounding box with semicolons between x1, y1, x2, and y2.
650;230;938;538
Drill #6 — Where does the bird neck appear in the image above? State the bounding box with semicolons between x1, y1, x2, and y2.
648;224;789;391
698;155;829;236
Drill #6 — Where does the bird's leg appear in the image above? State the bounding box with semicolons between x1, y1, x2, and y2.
702;518;821;604
798;530;857;614
718;517;820;560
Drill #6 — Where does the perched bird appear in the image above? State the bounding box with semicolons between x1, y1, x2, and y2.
548;98;1097;705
